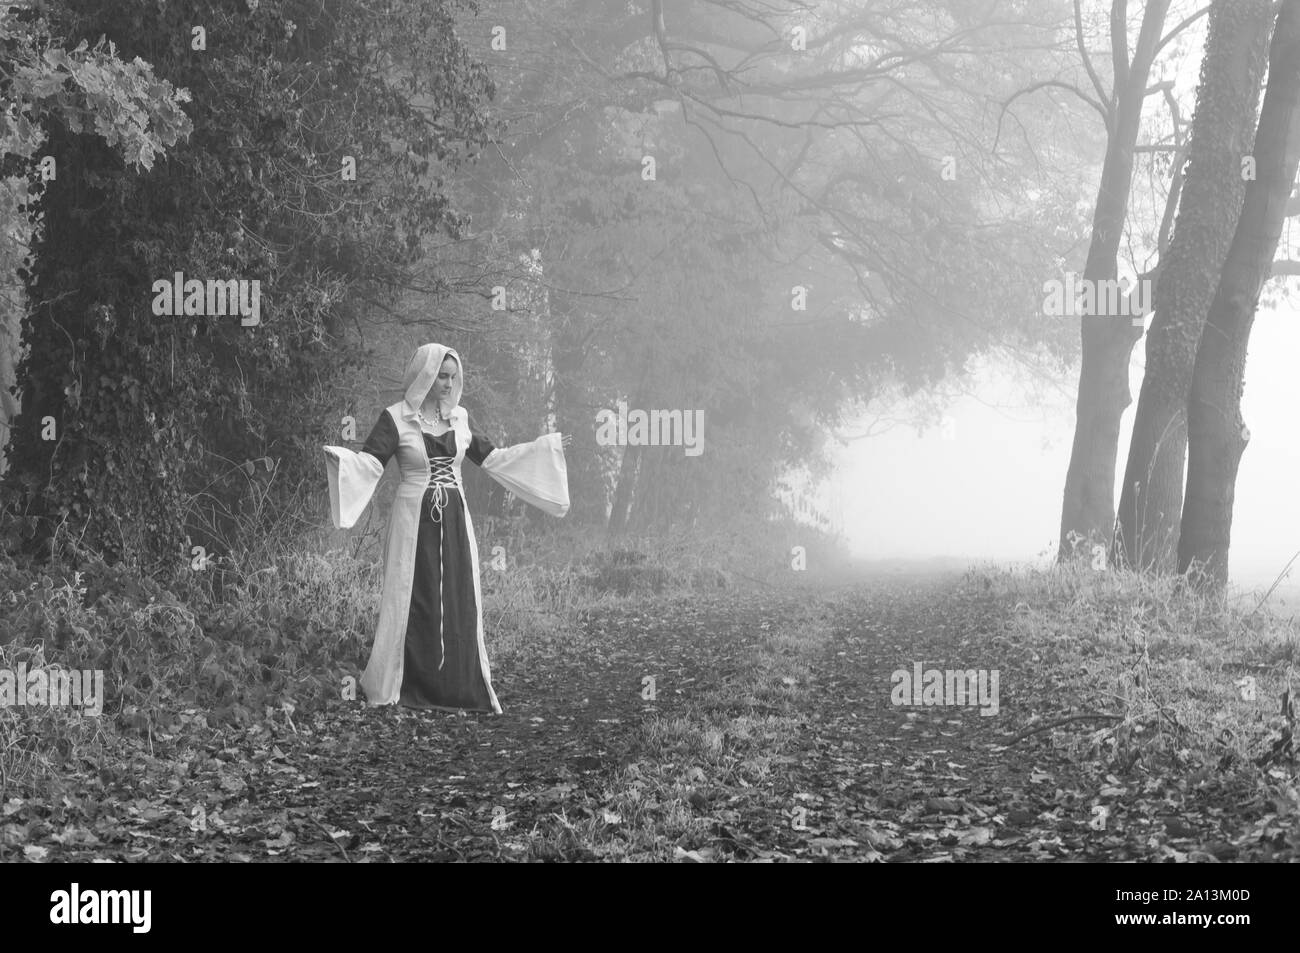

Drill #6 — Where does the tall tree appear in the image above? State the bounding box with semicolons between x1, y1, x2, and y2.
1057;0;1175;560
1115;0;1274;572
1178;0;1300;587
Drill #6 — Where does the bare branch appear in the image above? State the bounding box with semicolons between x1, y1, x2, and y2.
1075;0;1113;121
1155;3;1213;57
1160;80;1184;144
1111;0;1130;98
1156;144;1188;260
994;79;1109;152
664;41;732;90
650;0;673;79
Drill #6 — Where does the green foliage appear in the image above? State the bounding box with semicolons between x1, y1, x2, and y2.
2;0;495;569
0;544;377;797
0;1;195;476
1;1;193;229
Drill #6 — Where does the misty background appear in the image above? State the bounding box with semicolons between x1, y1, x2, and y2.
832;302;1300;599
5;0;1300;619
6;0;1300;868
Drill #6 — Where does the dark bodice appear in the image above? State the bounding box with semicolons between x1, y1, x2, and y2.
422;429;454;461
358;410;496;468
422;426;494;465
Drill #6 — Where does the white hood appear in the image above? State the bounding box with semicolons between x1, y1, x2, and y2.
402;343;463;420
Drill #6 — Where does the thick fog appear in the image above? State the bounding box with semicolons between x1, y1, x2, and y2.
831;302;1300;600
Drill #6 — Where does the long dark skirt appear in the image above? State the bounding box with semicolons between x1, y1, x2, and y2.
398;485;493;711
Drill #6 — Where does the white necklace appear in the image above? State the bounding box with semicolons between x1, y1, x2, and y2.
417;403;447;428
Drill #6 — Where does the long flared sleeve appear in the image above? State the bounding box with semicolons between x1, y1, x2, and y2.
468;415;570;518
324;410;399;529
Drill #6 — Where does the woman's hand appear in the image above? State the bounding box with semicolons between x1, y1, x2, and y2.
560;433;573;450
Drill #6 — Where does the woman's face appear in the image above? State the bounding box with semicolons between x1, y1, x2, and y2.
434;356;458;402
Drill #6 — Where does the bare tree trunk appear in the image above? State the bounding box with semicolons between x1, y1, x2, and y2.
606;442;641;538
1179;0;1300;588
1115;0;1273;572
551;287;608;525
1058;0;1172;560
630;448;673;535
0;306;19;477
0;197;30;478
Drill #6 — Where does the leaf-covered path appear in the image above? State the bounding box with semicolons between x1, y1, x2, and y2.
7;572;1294;861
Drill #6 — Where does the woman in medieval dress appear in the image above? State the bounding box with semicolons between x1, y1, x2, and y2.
323;343;570;712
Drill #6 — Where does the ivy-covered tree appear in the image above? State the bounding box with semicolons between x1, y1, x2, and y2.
3;0;495;572
1114;0;1274;572
1;0;192;473
1179;0;1300;587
